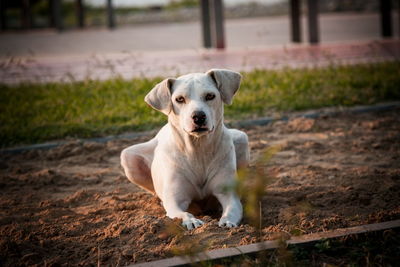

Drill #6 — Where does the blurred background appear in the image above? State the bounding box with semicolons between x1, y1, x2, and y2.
0;0;399;57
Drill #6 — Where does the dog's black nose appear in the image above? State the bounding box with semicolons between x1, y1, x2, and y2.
192;111;206;126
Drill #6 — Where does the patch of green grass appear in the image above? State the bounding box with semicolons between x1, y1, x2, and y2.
0;77;166;147
1;62;399;147
233;61;400;119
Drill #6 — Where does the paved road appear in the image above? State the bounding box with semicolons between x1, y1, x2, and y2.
1;39;399;84
0;12;398;57
1;12;399;84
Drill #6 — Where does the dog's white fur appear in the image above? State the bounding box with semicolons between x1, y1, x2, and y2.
121;69;249;229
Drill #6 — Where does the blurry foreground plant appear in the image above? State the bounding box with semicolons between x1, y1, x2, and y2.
161;219;211;264
236;145;281;232
236;145;297;266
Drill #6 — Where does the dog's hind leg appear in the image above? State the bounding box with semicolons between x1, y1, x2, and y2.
121;139;157;193
229;129;250;169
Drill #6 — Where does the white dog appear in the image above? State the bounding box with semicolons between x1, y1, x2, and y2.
121;69;249;229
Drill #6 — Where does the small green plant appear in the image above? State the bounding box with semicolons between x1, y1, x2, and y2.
315;239;332;252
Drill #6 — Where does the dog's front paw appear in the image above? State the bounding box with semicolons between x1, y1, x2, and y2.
218;217;238;228
182;217;204;230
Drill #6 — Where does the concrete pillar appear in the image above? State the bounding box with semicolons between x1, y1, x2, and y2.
210;0;225;49
380;0;393;37
398;0;400;38
290;0;302;43
107;0;115;29
0;0;6;31
52;0;63;31
306;0;319;44
76;0;85;28
200;0;212;48
49;0;54;27
22;0;32;29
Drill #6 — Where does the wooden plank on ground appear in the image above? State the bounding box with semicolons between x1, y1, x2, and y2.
130;220;400;267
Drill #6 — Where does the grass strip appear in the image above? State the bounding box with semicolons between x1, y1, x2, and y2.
1;62;399;147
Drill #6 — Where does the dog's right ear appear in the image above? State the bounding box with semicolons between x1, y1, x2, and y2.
145;78;176;115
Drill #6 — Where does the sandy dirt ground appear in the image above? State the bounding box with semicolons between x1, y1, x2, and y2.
0;108;399;266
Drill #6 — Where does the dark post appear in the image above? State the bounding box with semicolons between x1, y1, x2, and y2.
289;0;302;43
107;0;115;29
211;0;225;49
22;0;32;29
0;0;6;30
49;0;54;27
76;0;85;28
52;0;63;31
379;0;392;38
200;0;212;48
306;0;319;44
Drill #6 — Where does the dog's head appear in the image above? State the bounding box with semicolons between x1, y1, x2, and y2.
145;69;241;137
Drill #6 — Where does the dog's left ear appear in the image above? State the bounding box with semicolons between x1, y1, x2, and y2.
145;78;176;115
206;69;242;105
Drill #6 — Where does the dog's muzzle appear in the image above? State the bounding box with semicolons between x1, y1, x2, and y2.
191;111;209;133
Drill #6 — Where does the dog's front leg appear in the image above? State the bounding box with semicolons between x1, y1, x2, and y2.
214;192;242;227
210;162;243;227
161;182;204;230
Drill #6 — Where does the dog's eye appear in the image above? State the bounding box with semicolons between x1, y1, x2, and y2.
175;96;185;103
205;93;215;101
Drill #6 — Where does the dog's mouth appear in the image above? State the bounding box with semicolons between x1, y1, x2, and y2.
192;127;209;133
189;126;214;135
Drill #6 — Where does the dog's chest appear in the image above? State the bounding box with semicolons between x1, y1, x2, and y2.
181;151;224;191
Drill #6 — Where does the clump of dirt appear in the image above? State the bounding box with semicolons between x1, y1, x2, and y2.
0;108;399;266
